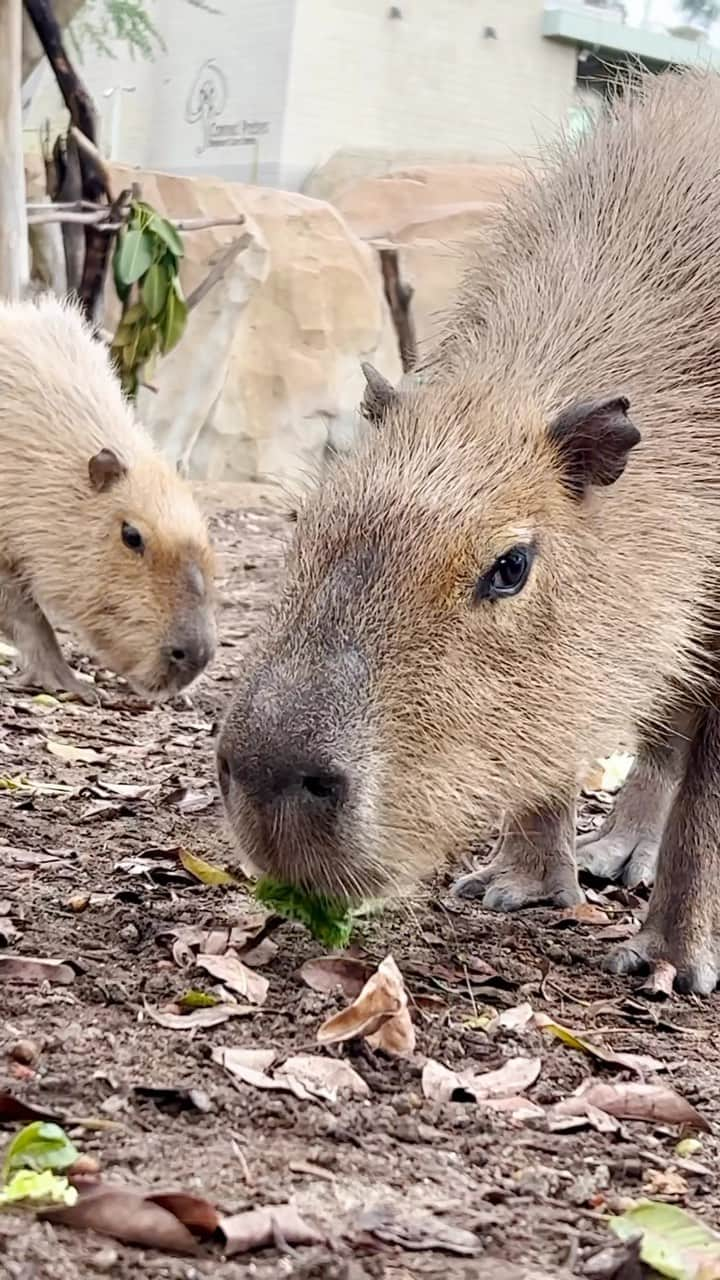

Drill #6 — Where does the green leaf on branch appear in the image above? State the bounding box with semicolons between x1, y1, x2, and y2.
141;263;170;318
161;290;188;354
112;240;132;303
115;228;155;285
147;212;185;259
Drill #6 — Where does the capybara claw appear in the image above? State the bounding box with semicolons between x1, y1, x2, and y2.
452;864;584;912
604;930;720;994
577;830;659;888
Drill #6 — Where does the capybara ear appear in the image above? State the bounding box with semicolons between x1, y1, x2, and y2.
548;396;641;497
88;447;128;493
360;362;401;427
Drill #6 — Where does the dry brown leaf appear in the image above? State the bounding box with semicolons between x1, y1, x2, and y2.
0;844;73;868
487;1002;535;1034
547;1101;621;1134
195;953;268;1006
46;738;105;765
642;1167;689;1198
299;955;373;998
218;1204;322;1256
0;955;74;984
639;960;677;1001
422;1055;541;1104
366;1004;416;1057
41;1186;199;1254
144;1002;256;1030
0;1092;61;1124
358;1202;481;1256
601;921;642;941
553;1080;709;1131
483;1094;545;1122
275;1054;369;1102
212;1046;278;1090
214;1046;367;1103
146;1191;220;1237
554;903;612;927
240;938;278;967
317;954;415;1057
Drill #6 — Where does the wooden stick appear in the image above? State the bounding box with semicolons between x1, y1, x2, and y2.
378;247;417;373
186;233;252;311
25;208;246;232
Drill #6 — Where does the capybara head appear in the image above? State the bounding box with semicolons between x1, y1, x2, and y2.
0;297;216;698
75;445;217;697
217;367;647;902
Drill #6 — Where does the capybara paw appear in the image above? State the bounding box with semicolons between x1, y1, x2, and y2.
452;862;584;912
603;929;719;995
576;827;659;888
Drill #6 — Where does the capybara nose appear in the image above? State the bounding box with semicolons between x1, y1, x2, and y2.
167;630;214;679
217;744;349;811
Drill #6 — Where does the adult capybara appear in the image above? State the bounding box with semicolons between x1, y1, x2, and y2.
0;296;216;701
217;68;720;993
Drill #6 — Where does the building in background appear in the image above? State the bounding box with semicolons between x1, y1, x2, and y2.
22;0;720;194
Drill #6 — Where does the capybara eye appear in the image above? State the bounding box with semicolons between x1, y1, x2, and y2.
475;544;534;603
121;521;145;554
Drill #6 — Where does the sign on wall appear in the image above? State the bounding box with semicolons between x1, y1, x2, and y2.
185;59;270;156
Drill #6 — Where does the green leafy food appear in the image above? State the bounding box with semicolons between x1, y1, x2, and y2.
2;1122;78;1181
115;228;155;286
141;262;170;318
610;1200;720;1279
0;1169;78;1208
160;287;188;354
178;989;221;1010
109;200;187;399
253;878;355;949
145;209;185;258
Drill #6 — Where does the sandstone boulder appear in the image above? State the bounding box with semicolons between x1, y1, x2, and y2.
26;158;402;486
332;163;526;352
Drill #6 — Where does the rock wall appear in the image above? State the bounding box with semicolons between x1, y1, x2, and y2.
112;168;402;486
331;163;526;355
25;157;524;487
26;157;402;487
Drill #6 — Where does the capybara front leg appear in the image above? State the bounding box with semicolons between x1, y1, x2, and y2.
577;714;691;888
0;577;97;705
452;800;583;911
605;703;720;994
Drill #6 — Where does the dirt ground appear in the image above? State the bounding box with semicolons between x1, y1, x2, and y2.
1;482;719;1280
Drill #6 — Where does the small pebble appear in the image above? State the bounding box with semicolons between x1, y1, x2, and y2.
9;1038;40;1065
90;1247;118;1272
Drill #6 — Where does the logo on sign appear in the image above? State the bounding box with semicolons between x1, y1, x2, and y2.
186;59;269;155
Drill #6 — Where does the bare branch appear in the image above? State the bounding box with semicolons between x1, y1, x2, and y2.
186;234;252;312
26;208;246;232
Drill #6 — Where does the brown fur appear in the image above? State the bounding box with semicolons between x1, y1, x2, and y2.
218;68;720;990
0;296;216;699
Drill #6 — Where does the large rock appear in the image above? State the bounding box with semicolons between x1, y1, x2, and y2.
26;158;402;486
332;163;526;352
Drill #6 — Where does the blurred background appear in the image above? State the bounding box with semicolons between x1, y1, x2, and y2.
6;0;719;487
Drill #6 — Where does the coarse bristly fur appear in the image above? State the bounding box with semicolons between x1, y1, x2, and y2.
0;295;216;698
218;67;720;907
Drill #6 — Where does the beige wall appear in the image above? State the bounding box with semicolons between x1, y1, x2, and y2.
23;0;578;192
23;0;296;187
281;0;578;189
